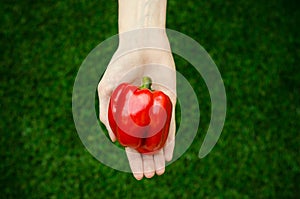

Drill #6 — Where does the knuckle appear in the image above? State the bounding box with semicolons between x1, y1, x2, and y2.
97;82;110;97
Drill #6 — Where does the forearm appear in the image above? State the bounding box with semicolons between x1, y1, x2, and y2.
118;0;167;33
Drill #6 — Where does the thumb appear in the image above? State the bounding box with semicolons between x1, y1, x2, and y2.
98;83;116;142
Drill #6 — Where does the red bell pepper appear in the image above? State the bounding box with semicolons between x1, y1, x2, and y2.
108;76;172;154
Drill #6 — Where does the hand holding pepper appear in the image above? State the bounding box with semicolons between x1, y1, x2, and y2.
98;48;176;180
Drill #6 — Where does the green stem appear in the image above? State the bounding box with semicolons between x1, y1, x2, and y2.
139;76;152;90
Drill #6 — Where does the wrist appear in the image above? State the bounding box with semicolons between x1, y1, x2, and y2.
117;28;170;55
118;0;167;33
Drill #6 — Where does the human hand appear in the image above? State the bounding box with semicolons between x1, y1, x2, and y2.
98;33;176;180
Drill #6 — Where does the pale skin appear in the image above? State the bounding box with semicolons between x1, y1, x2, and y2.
98;0;176;180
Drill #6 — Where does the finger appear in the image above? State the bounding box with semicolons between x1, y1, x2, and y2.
163;89;177;107
164;110;176;162
142;154;155;178
153;149;165;175
98;83;116;142
99;98;116;142
125;147;144;180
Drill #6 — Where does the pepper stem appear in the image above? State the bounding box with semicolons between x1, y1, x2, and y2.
139;76;152;90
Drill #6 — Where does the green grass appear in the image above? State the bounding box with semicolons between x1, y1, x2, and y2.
1;0;299;198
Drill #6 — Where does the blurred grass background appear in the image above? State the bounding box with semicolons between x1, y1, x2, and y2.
1;0;299;198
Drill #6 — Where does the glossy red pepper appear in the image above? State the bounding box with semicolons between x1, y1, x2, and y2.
108;77;172;154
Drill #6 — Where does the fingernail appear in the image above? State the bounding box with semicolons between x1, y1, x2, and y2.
144;171;155;179
156;168;165;176
134;173;143;180
165;154;173;162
